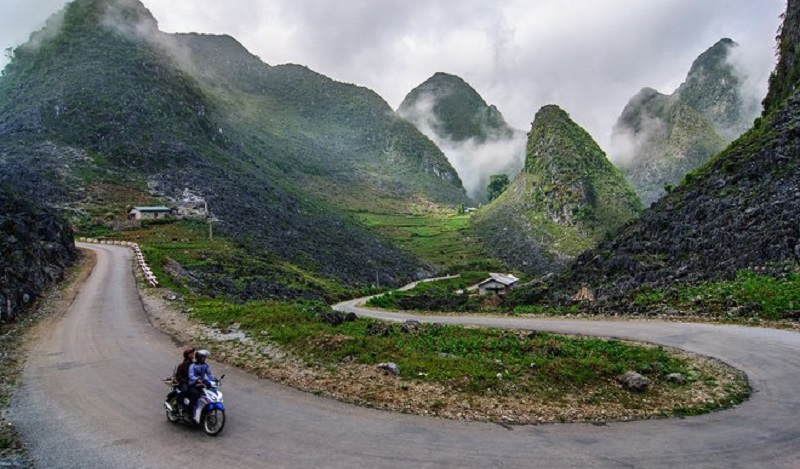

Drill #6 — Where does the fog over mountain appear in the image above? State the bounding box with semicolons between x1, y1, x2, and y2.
397;73;526;202
1;1;784;150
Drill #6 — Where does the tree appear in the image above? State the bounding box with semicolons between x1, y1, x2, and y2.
487;174;510;202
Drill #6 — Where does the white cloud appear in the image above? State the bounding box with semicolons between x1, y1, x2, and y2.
397;91;526;201
1;0;786;152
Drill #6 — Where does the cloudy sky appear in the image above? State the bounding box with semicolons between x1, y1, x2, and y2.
0;0;786;151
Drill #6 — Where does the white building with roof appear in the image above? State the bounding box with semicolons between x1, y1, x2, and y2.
477;273;519;295
128;206;174;220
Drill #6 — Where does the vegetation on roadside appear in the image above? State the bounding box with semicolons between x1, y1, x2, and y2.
366;272;491;312
85;218;383;302
630;271;800;321
183;296;747;419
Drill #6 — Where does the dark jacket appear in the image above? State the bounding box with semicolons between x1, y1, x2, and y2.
175;359;193;385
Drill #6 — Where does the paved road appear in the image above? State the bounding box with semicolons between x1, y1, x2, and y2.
11;244;800;468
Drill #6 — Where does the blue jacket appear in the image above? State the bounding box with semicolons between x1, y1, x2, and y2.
188;362;215;384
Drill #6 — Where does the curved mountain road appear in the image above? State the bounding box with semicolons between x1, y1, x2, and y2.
11;243;800;468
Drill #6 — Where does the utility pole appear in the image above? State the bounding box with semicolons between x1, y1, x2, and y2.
205;201;213;240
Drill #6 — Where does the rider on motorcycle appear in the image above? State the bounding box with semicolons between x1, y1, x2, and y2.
187;349;215;412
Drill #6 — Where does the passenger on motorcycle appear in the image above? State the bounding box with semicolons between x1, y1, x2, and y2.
187;349;215;411
166;346;195;410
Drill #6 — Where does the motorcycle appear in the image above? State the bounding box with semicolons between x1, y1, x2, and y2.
163;375;226;436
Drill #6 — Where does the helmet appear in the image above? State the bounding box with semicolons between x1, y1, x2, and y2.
182;346;195;359
195;349;210;360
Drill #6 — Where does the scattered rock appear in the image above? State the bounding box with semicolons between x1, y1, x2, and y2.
666;373;687;384
401;320;424;333
366;323;394;337
377;362;400;376
618;371;650;392
320;311;345;326
162;291;181;301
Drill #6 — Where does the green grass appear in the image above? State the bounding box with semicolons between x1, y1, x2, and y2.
188;298;696;397
629;270;800;321
683;271;800;320
367;272;490;311
354;210;496;269
512;304;582;316
90;219;365;301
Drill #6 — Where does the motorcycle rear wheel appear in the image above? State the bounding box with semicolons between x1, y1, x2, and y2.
203;408;225;436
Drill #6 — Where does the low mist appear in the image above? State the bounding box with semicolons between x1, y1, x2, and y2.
398;92;526;203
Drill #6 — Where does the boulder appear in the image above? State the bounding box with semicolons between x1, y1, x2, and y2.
377;362;400;376
366;323;394;337
618;371;650;392
666;373;687;384
320;311;345;326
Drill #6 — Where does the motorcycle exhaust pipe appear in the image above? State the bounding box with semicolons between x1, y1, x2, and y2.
164;402;174;412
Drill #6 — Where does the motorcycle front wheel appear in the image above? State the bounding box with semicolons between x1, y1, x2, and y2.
203;408;225;436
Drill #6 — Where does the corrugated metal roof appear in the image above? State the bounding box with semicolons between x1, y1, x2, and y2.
479;273;519;287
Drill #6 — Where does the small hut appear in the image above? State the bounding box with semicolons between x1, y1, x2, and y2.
128;206;174;220
478;274;519;296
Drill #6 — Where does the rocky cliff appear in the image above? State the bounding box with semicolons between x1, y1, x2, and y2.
612;39;760;206
0;187;76;322
471;105;641;274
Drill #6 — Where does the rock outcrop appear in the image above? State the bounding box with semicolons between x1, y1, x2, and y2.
0;187;76;322
515;1;800;307
398;72;526;202
472;105;641;275
612;39;761;206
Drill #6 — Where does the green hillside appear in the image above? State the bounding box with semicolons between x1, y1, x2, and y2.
472;105;641;274
397;72;516;143
0;0;472;296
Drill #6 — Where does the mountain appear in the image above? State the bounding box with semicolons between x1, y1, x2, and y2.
397;72;526;202
611;39;761;206
0;0;470;293
515;1;800;308
398;72;516;143
471;105;642;274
